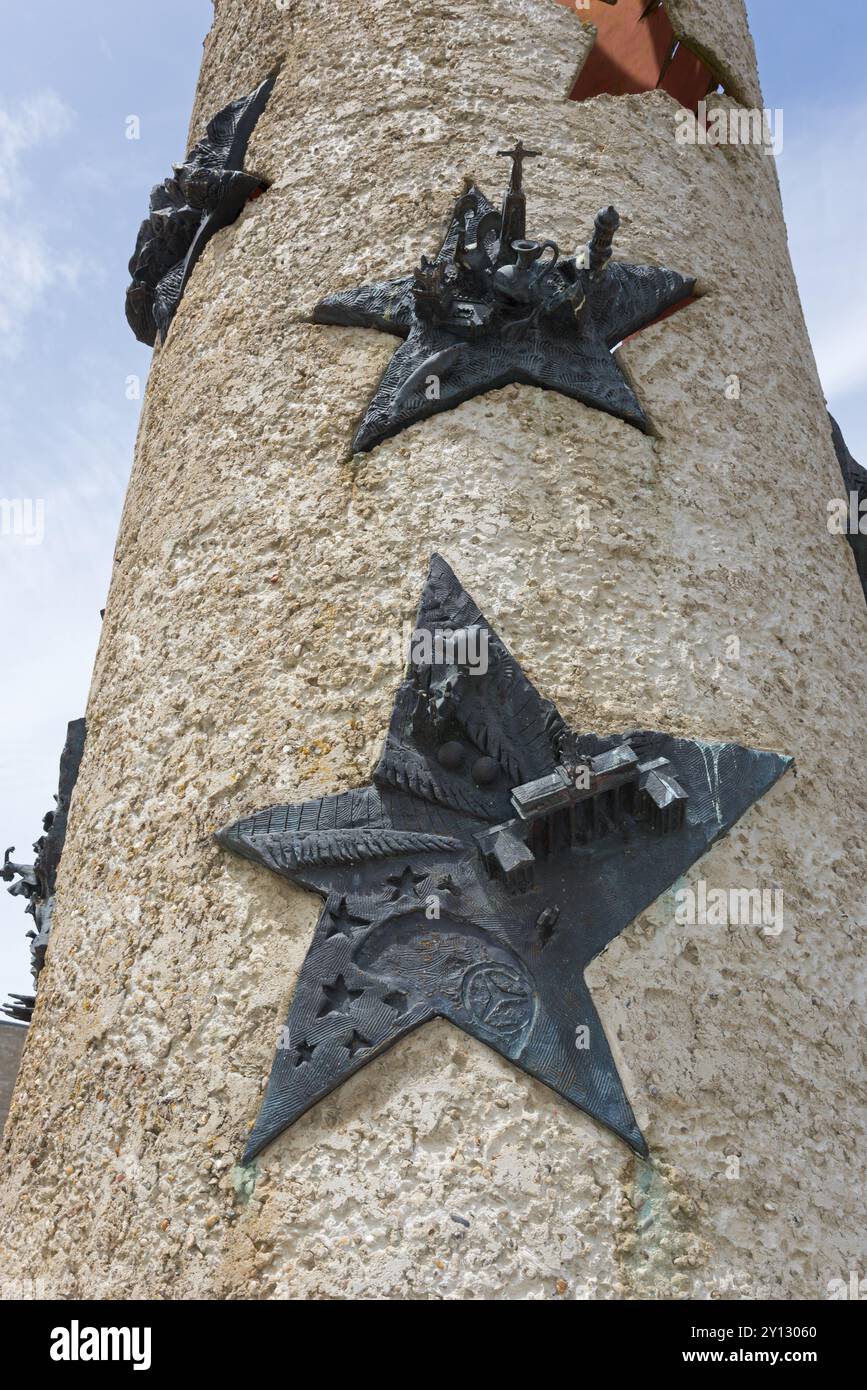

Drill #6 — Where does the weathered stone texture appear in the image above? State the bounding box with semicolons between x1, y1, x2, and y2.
0;0;863;1300
665;0;763;108
0;1026;26;1137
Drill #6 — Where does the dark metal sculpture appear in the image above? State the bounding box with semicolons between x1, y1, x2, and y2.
125;72;277;345
2;719;86;1023
216;557;792;1162
313;141;695;452
829;414;867;605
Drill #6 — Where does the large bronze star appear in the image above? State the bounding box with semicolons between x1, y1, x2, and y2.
216;557;791;1163
313;144;695;453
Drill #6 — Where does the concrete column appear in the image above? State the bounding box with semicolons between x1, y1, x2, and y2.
1;0;863;1299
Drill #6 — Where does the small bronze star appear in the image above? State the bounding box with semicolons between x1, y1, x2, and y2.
217;557;792;1164
313;143;695;452
318;975;363;1017
323;896;371;938
384;866;428;901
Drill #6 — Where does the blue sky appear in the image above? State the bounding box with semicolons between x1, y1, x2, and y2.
0;0;864;1000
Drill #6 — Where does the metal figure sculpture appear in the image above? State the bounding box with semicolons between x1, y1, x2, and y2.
829;414;867;605
2;719;86;1022
125;72;277;345
313;141;695;452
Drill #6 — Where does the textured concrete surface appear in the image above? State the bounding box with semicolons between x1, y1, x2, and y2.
666;0;763;109
0;1025;26;1137
0;0;864;1300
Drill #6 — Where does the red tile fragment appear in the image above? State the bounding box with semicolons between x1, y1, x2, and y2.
561;0;716;113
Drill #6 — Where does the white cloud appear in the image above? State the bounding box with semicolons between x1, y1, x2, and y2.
0;407;133;997
0;91;77;354
0;222;54;336
777;101;867;401
0;91;74;201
